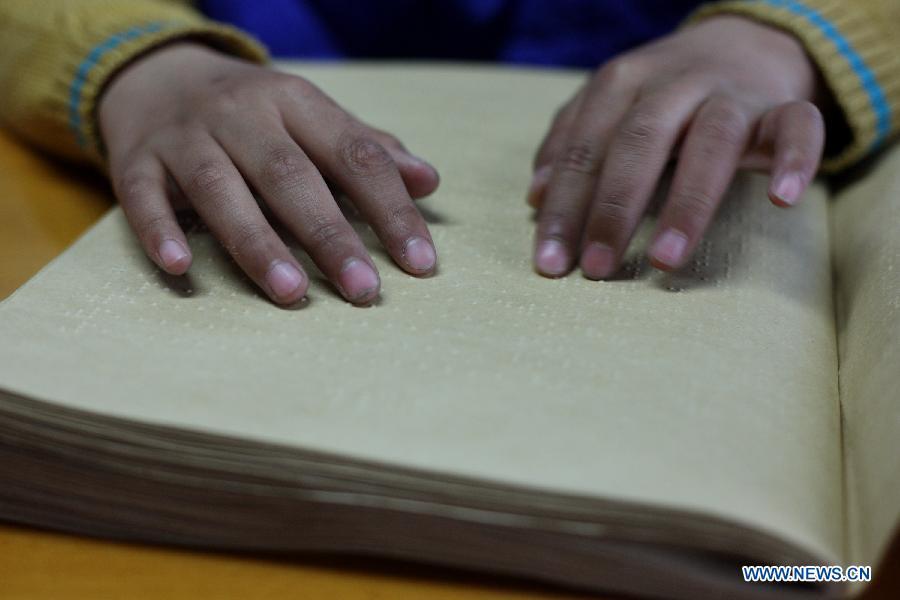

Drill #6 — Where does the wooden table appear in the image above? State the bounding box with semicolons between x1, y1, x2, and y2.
1;130;898;599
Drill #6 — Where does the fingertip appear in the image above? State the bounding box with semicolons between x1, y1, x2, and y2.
338;257;382;305
580;242;615;280
764;101;823;208
401;236;437;276
648;228;689;271
158;239;192;275
534;239;571;278
767;193;792;209
769;172;805;207
265;260;309;305
649;256;676;272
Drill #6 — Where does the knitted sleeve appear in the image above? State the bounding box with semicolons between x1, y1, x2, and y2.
689;0;900;173
0;0;268;166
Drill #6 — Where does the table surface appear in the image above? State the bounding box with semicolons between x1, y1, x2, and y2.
1;130;898;599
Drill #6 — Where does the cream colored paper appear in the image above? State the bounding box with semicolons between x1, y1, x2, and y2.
0;64;842;563
832;145;900;568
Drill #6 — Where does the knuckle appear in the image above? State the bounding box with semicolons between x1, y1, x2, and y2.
308;216;347;253
698;99;748;146
281;74;313;93
226;223;271;257
538;207;579;240
260;148;308;191
203;90;243;118
594;56;641;88
558;140;601;175
785;142;817;169
673;187;717;220
116;171;156;202
185;162;230;199
618;112;667;152
781;148;807;171
135;213;171;242
278;75;323;103
591;194;634;233
383;201;421;229
153;128;193;154
338;132;393;174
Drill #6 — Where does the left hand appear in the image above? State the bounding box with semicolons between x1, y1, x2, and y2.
529;15;827;279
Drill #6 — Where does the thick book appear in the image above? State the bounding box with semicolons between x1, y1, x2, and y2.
0;64;898;599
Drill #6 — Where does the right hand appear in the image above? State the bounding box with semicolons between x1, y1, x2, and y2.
99;42;440;306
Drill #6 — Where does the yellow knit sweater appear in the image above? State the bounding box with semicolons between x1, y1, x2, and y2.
0;0;898;172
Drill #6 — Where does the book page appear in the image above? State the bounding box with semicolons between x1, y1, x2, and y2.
832;144;900;569
0;64;843;563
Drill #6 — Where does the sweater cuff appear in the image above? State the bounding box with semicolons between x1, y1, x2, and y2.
687;0;899;173
51;11;268;166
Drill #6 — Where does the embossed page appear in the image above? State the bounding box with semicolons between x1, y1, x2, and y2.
832;145;900;570
0;65;842;562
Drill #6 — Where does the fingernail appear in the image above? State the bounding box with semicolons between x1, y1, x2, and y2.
527;165;552;207
402;237;437;273
158;239;189;270
649;229;689;269
535;239;570;277
266;261;305;300
772;173;803;206
339;258;380;302
580;242;615;280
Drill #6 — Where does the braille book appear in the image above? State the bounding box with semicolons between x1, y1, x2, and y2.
0;64;898;600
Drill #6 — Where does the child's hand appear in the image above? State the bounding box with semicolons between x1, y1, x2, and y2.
529;16;826;279
99;42;439;305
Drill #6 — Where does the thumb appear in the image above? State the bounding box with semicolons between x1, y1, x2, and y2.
765;101;825;207
742;101;824;207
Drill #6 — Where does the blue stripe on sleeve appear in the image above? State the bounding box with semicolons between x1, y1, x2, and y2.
68;22;167;148
753;0;891;150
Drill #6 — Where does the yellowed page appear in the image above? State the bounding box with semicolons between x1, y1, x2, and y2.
0;64;842;563
832;145;900;569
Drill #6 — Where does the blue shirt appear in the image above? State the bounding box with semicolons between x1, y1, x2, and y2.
199;0;708;67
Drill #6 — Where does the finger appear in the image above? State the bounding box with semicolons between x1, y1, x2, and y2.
161;135;309;305
216;118;381;304
368;128;440;200
762;101;824;207
649;97;753;271
534;63;639;277
579;85;706;280
528;89;584;209
111;153;192;275
281;98;437;276
279;80;439;200
534;90;584;170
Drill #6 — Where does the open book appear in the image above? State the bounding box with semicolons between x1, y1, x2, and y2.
1;64;898;599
